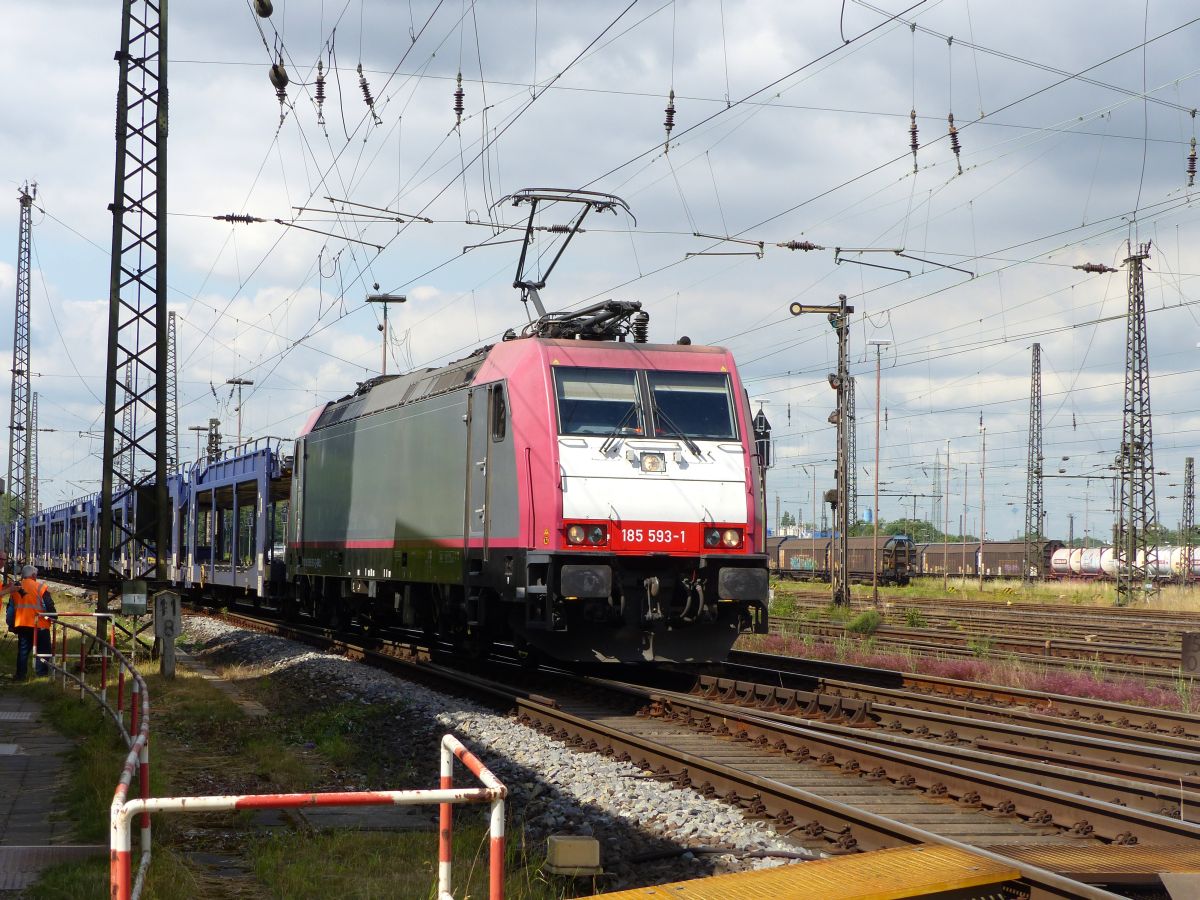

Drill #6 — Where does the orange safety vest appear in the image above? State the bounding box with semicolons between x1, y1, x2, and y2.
9;578;48;630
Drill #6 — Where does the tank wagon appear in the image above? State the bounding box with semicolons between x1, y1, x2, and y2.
768;535;915;585
1048;545;1195;581
20;306;769;665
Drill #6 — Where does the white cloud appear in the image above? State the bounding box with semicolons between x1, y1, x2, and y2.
2;0;1199;538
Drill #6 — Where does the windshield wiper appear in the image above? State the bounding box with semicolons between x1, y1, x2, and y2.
599;403;641;454
650;400;702;457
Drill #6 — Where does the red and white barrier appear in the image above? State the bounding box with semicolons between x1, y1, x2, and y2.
109;733;506;900
39;615;507;900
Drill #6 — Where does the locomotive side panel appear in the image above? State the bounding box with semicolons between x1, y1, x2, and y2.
296;390;470;582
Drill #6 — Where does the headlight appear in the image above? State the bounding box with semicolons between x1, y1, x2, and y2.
721;528;743;548
566;524;586;545
640;452;666;473
704;528;721;548
587;525;607;545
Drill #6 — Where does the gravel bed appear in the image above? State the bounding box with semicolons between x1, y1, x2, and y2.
181;616;812;889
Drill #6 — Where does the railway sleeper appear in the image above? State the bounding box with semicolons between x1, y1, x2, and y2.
669;696;1200;844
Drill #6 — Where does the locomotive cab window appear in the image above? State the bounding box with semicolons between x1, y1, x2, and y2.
554;368;643;436
490;384;507;442
647;372;736;440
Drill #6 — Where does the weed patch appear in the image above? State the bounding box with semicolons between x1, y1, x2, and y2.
846;610;882;634
251;825;566;899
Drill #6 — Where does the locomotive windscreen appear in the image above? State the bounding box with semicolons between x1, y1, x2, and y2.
554;367;644;436
553;367;737;440
648;372;736;440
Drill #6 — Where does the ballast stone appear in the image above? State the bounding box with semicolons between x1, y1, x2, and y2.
181;616;808;888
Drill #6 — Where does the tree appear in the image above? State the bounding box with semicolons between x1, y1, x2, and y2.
780;510;796;529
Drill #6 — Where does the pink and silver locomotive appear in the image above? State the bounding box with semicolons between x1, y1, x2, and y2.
287;299;769;663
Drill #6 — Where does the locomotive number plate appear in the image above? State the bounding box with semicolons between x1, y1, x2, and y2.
611;521;701;552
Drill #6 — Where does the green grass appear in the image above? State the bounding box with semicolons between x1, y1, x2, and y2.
966;636;996;659
903;607;928;628
252;824;570;899
846;610;882;634
826;603;852;624
23;857;108;900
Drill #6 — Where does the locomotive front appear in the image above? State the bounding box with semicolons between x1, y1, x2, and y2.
507;338;769;663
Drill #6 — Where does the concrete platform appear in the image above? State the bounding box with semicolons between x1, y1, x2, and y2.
0;692;105;892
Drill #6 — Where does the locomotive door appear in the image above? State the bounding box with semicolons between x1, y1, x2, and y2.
463;386;493;560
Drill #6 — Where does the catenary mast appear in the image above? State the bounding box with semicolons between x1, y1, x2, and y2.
1023;343;1043;583
7;184;35;561
1115;244;1158;605
97;0;170;624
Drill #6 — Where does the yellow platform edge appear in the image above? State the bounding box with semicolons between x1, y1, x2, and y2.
581;844;1022;900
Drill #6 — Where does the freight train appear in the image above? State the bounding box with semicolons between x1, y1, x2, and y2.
914;540;1063;579
767;535;916;585
1047;545;1199;580
19;301;770;664
766;535;1195;582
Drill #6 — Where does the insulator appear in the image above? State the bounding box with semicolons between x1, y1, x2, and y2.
663;89;676;150
909;109;919;173
269;61;289;92
358;63;382;124
632;311;650;343
778;240;824;251
254;0;273;17
315;60;326;126
454;71;465;127
948;113;962;175
212;213;266;224
1189;136;1197;187
269;61;288;112
541;223;574;234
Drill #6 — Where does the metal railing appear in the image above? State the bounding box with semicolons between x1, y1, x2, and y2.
36;612;152;898
37;615;506;900
111;734;506;900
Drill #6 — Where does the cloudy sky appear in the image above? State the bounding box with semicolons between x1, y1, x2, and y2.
1;0;1199;543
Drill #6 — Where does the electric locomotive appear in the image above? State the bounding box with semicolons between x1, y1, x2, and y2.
287;298;770;663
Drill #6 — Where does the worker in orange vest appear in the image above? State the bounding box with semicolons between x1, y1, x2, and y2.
4;565;54;681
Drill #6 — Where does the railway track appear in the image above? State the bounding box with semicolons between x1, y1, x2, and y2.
773;620;1183;676
190;605;1200;898
727;649;1200;740
776;607;1187;648
779;588;1200;629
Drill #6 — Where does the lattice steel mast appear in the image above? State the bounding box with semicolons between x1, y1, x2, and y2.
1115;243;1158;605
847;376;858;524
166;310;178;472
1184;456;1195;586
29;392;38;519
97;0;169;616
1023;342;1043;583
7;184;34;560
120;361;136;484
